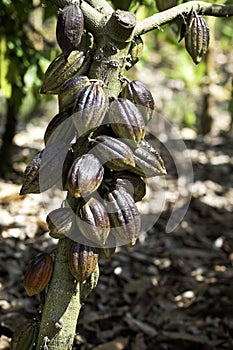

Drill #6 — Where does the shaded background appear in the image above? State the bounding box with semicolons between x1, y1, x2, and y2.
0;1;233;349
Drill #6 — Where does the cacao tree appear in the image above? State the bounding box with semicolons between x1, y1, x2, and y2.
11;1;233;349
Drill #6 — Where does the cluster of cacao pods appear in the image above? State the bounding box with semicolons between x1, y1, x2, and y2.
41;74;167;282
41;74;167;248
20;1;167;291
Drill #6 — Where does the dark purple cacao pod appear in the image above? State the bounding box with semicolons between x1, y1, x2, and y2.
56;2;84;58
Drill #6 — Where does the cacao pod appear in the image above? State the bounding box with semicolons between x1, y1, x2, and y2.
44;109;75;146
11;319;39;350
80;264;99;300
155;0;178;11
67;154;104;198
106;187;141;245
68;241;98;282
91;135;135;171
113;171;146;202
20;141;72;194
97;246;116;260
24;253;53;296
62;148;74;191
76;197;110;246
126;36;144;70
121;80;155;124
72;81;108;136
19;151;41;195
40;50;85;94
58;75;90;112
185;14;210;64
178;10;194;43
77;29;94;52
39;141;73;191
46;207;75;239
108;98;145;143
56;2;84;58
129;140;167;177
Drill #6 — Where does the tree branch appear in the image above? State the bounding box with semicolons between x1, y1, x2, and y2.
81;1;104;34
135;1;233;36
84;0;113;15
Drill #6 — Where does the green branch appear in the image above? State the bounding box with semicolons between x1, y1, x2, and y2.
135;1;233;36
81;1;104;34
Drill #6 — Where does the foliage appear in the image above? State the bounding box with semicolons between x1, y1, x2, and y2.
0;0;57;110
0;0;58;176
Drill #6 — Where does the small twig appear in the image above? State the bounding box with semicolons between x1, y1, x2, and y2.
135;1;233;36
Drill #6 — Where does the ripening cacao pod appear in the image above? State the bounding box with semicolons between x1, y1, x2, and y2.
76;197;110;245
129;140;167;177
46;207;75;239
24;253;53;296
126;36;144;69
108;98;145;143
43;109;75;146
19;151;41;195
97;246;116;260
58;75;90;112
106;187;141;245
62;148;74;190
113;171;146;202
67;154;104;198
11;319;39;350
80;264;99;300
91;135;135;171
155;0;178;11
38;141;72;192
56;2;84;58
40;50;85;94
72;81;108;136
20;141;74;195
121;80;155;124
185;14;210;64
68;242;99;282
78;29;94;52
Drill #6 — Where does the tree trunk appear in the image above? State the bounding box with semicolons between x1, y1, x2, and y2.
0;84;23;177
36;239;82;350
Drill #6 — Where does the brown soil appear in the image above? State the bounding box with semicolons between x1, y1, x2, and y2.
0;122;232;350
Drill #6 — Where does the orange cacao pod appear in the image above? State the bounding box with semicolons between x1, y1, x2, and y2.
24;253;53;296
